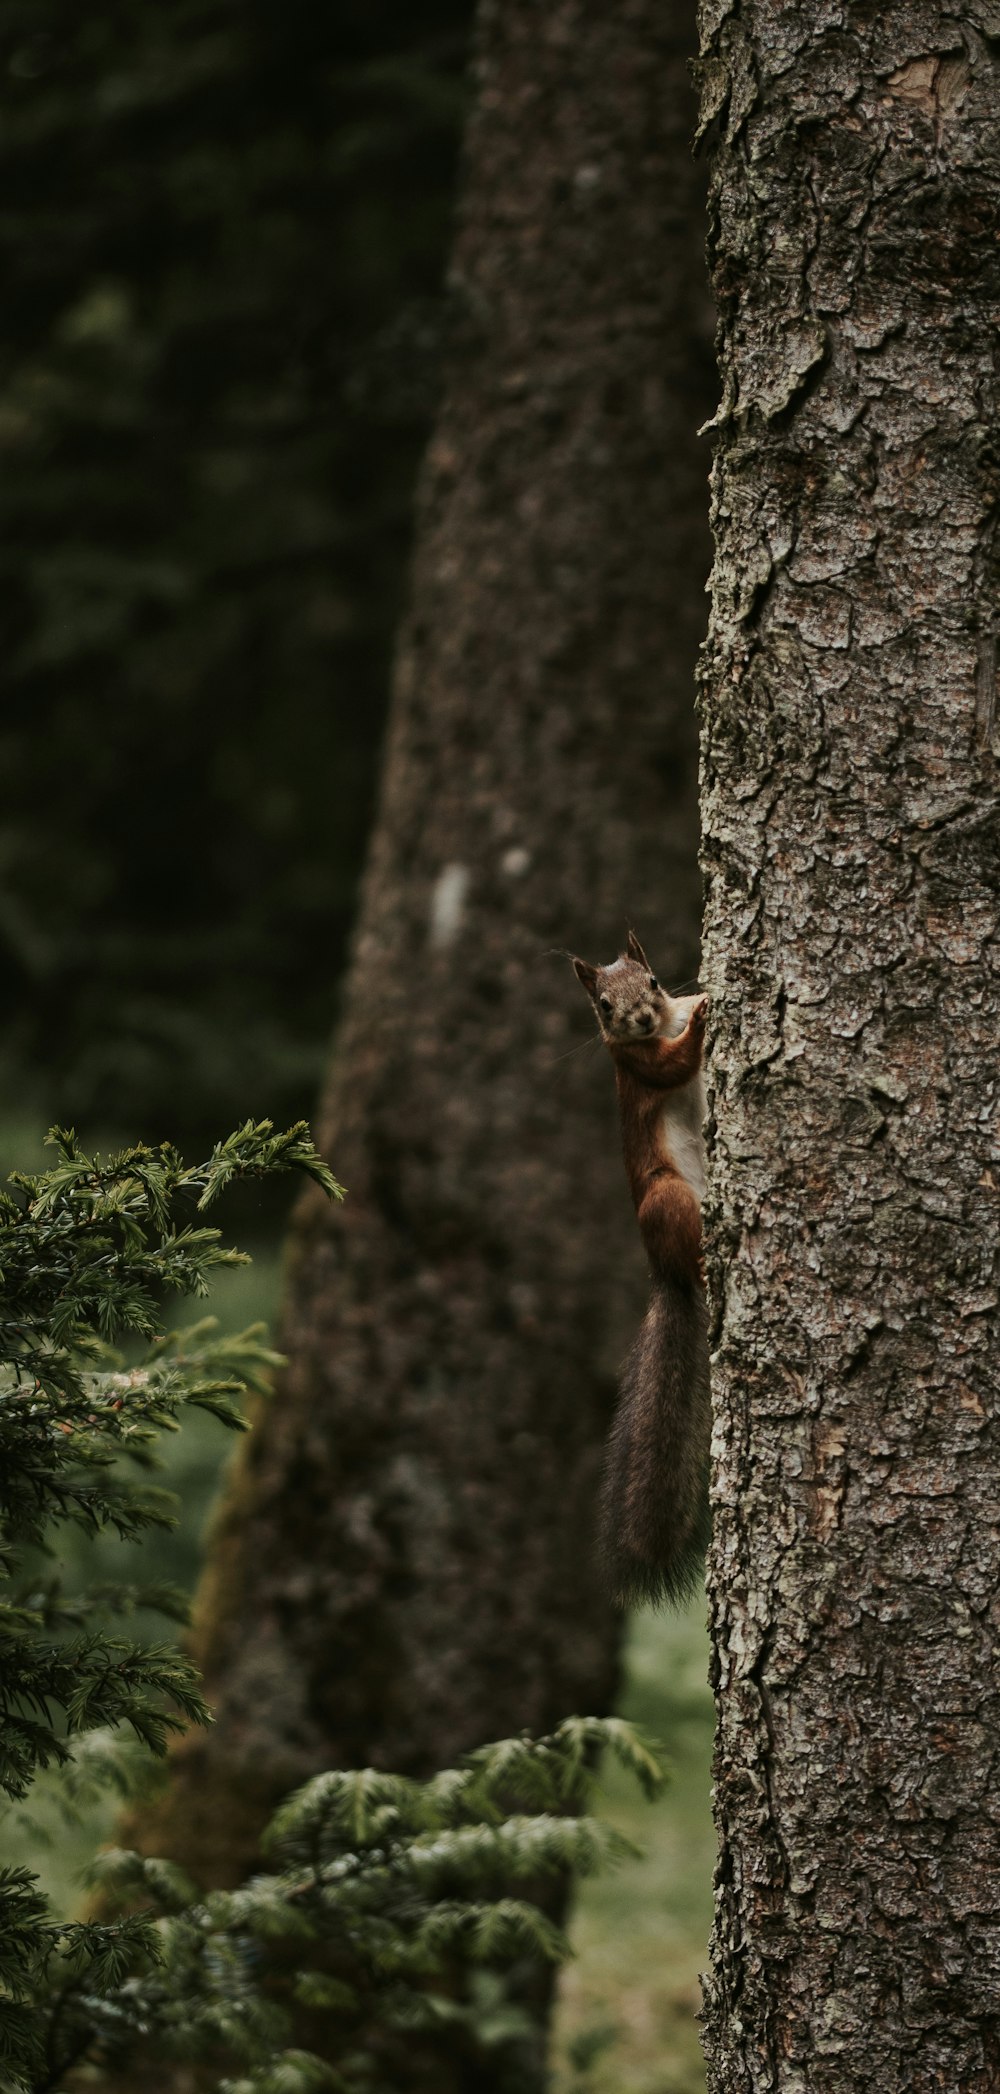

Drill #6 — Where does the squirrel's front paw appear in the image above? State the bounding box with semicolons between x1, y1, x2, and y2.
690;995;708;1031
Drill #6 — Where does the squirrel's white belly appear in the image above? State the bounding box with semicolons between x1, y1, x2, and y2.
661;1077;706;1202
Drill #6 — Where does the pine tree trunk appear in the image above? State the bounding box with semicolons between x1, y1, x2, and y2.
697;5;1000;2089
143;0;713;1889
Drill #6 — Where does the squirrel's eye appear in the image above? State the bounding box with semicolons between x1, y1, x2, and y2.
649;976;659;991
599;996;612;1016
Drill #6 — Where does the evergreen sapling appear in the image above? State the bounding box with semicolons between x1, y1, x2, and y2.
0;1124;665;2094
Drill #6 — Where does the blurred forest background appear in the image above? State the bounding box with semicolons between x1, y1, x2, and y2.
2;0;467;1147
2;4;715;2088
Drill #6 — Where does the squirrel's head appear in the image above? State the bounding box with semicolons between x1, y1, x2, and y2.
573;931;685;1043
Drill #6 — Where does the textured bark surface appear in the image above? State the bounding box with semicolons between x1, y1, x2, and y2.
142;0;714;1891
697;5;1000;2089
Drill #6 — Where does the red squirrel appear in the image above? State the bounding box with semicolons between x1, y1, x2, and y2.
573;931;710;1606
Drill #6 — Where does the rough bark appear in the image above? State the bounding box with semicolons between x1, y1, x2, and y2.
696;5;1000;2090
141;0;713;1890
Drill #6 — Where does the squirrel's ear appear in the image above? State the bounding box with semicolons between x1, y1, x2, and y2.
626;929;649;969
573;957;599;1001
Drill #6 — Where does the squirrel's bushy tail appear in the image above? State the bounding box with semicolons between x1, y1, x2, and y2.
600;1277;711;1608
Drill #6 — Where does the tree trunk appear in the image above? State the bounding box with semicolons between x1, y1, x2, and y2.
144;0;713;1889
697;5;1000;2090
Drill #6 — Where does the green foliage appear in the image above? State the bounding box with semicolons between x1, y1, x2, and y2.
0;1121;341;2092
0;1127;665;2093
84;1716;663;2094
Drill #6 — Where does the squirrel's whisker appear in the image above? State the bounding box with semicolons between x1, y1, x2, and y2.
547;1034;604;1066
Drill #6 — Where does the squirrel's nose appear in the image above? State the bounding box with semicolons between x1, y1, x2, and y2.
638;1011;654;1032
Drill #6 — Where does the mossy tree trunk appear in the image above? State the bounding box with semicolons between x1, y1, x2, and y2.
143;0;713;1887
697;4;1000;2088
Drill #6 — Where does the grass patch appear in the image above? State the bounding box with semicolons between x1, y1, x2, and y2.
550;1598;715;2094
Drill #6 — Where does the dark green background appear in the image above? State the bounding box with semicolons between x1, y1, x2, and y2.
2;0;471;1145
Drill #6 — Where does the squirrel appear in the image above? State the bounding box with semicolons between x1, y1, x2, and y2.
573;930;711;1607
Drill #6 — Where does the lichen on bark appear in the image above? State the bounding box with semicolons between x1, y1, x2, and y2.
697;5;1000;2090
